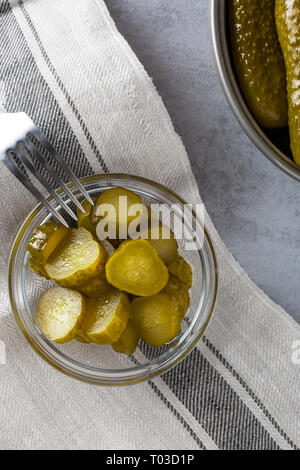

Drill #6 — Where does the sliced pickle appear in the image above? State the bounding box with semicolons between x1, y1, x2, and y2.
168;254;193;289
45;227;107;288
132;293;181;347
105;239;169;296
112;320;139;355
90;187;143;237
28;222;68;278
37;286;85;343
77;197;97;235
77;274;109;298
162;274;190;319
140;223;178;265
78;288;131;344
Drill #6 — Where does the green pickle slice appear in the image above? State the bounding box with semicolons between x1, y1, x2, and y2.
168;255;193;289
162;274;190;319
140;223;178;265
37;286;85;343
45;227;107;288
132;294;181;347
105;239;169;296
28;222;68;278
90;187;142;231
77;288;131;344
77;274;109;298
112;320;139;355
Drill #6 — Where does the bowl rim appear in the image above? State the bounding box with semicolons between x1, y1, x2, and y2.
210;0;300;182
8;173;218;386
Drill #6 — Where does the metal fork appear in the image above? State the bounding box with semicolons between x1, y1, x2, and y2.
0;112;94;227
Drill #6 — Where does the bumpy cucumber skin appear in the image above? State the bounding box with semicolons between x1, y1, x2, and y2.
276;0;300;165
230;0;288;128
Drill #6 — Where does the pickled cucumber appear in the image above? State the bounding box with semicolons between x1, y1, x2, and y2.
276;0;300;164
106;239;169;296
230;0;288;128
132;294;181;347
37;286;85;343
162;274;190;319
77;197;97;235
112;320;139;355
28;222;68;278
91;187;143;237
168;255;192;289
45;227;107;288
140;223;178;265
77;274;109;298
78;288;131;344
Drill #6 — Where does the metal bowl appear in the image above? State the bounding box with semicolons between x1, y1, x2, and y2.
210;0;300;182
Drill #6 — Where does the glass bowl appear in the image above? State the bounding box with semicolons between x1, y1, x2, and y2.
9;174;218;386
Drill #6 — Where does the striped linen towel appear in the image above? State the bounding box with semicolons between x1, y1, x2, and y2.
0;0;299;450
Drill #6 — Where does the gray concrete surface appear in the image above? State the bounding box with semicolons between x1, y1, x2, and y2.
106;0;300;323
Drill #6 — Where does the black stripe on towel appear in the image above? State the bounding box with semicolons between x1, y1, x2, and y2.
0;1;94;183
141;342;280;450
148;380;206;450
162;348;281;450
202;336;299;450
18;0;109;174
130;356;206;450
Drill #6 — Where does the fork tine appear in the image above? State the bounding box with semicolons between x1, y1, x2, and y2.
32;130;94;206
2;155;69;227
15;144;78;222
24;137;86;214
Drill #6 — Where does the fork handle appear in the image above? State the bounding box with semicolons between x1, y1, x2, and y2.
0;112;36;157
1;154;69;227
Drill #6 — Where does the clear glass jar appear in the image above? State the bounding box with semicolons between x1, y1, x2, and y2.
9;174;218;385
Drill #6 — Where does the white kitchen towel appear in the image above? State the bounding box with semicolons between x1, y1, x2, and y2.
0;0;299;450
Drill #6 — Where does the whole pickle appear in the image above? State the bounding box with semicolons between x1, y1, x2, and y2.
276;0;300;165
230;0;288;128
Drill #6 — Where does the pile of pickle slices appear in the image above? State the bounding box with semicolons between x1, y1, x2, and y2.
28;187;193;355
